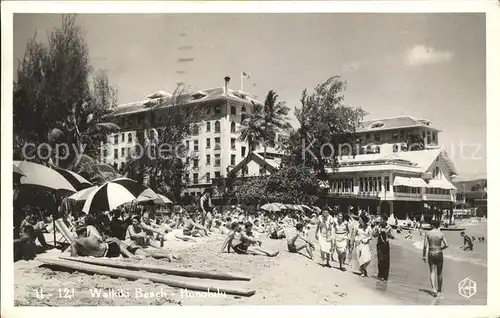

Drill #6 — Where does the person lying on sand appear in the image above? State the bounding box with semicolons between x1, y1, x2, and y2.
285;223;315;259
235;222;279;257
70;225;136;258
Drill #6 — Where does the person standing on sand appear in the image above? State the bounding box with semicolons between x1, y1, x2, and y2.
460;231;474;251
354;214;373;277
200;189;212;227
346;213;359;266
423;220;449;297
332;212;350;271
315;210;334;267
374;217;394;281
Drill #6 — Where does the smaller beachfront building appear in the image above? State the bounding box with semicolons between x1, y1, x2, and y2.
323;149;458;220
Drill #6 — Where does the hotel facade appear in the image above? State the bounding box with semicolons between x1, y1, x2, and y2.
101;78;284;197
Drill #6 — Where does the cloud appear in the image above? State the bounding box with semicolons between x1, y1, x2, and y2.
406;45;454;66
341;61;362;73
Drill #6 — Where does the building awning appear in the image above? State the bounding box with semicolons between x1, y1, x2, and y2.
393;176;427;188
427;179;457;190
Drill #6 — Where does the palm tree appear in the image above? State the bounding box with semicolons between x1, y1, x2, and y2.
238;102;266;176
261;90;292;159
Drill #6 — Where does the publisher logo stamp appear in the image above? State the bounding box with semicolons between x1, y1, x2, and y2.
458;278;476;299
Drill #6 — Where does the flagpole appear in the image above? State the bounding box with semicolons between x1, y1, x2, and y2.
240;72;243;91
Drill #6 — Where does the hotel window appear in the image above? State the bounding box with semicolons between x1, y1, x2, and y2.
185;156;190;165
215;171;221;179
432;132;436;142
102;149;108;158
231;154;236;166
128;133;133;143
113;162;118;170
374;134;381;142
206;121;211;132
215;137;221;150
206;173;210;183
231;106;236;115
422;131;426;139
359;178;364;192
427;131;431;144
351;179;354;192
206;138;211;149
114;149;118;159
114;135;119;145
392;132;399;140
120;162;124;170
206;154;211;165
121;148;125;157
194;140;199;151
215;154;221;166
121;133;125;142
399;130;405;139
231;122;236;133
378;177;382;192
185;173;190;183
384;176;390;192
231;138;236;149
193;159;199;168
186;140;190;150
365;134;371;140
215;121;221;133
241;113;247;124
241;146;246;157
193;173;198;184
369;178;374;192
215;105;221;115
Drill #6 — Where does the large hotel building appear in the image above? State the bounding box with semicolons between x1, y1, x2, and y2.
102;79;458;219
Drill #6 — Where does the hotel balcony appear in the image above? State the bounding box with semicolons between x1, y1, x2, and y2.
393;192;423;200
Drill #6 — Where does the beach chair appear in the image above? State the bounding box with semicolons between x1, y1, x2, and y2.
53;218;76;245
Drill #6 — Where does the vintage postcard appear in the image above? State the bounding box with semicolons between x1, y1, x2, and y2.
1;1;498;318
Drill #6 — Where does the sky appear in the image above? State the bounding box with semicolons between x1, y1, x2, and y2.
13;13;486;180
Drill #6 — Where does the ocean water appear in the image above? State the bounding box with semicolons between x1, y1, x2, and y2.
356;222;487;305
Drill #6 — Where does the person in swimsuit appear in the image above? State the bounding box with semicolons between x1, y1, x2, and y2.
315;210;334;267
285;223;315;259
182;212;210;237
221;222;241;253
354;214;373;277
70;224;134;258
423;220;449;297
200;189;212;227
333;212;350;271
374;217;394;281
460;231;474;251
234;222;279;257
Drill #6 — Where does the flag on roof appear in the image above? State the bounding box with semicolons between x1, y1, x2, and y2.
242;72;251;79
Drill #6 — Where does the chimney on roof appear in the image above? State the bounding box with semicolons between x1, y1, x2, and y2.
224;76;231;95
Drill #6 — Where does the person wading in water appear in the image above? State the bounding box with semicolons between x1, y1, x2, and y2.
423;219;449;297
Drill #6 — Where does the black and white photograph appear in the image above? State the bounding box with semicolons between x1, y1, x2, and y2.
2;1;498;313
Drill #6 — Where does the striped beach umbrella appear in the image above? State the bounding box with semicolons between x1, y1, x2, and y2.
68;185;99;201
260;202;286;212
54;167;92;191
13;160;76;192
82;178;157;214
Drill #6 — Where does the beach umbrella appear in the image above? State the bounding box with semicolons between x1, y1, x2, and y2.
260;202;286;212
310;206;322;213
68;185;99;201
137;193;173;205
13;164;26;177
13;160;76;192
300;205;313;211
54;167;92;191
82;178;157;214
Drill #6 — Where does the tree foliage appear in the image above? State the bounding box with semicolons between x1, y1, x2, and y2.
283;76;367;178
13;14;119;181
232;165;320;205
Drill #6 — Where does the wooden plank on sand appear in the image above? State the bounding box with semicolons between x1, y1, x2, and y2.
38;257;255;297
58;256;251;281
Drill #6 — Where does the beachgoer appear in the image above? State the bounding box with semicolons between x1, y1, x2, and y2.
315;210;334;267
14;225;38;261
70;224;135;258
423;220;449;297
460;231;474;251
354;214;373;277
405;230;413;240
221;222;241;253
182;212;210;237
333;212;350;271
285;223;315;260
375;218;394;281
200;189;212;227
347;214;359;266
233;222;279;257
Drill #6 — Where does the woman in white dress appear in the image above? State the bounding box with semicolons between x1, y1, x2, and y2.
315;210;334;267
333;212;350;271
354;213;373;277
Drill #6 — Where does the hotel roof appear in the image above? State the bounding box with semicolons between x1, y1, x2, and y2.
357;115;441;133
110;87;260;117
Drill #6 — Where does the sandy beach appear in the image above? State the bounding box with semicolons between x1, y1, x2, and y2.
14;221;487;306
